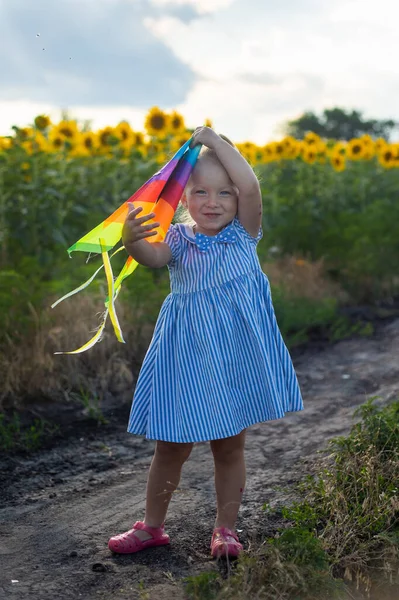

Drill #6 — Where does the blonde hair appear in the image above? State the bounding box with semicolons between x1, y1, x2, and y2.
198;133;236;163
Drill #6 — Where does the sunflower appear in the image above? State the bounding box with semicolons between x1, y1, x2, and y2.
49;128;66;152
360;134;374;147
330;153;346;172
115;121;135;144
304;131;321;145
346;138;364;160
16;127;33;140
236;142;257;164
34;114;51;130
68;143;91;158
169;134;189;154
316;141;328;163
54;119;79;140
302;148;317;164
133;132;146;147
359;134;375;159
296;141;306;159
145;107;170;138
392;144;399;167
97;126;119;150
329;141;346;156
169;111;186;134
281;136;297;158
375;138;387;154
274;141;285;158
378;146;394;169
204;118;213;128
0;137;12;151
30;132;49;152
146;139;164;157
21;140;34;154
81;132;98;153
21;162;30;171
262;143;277;162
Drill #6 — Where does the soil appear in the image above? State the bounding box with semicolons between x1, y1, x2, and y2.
1;318;399;600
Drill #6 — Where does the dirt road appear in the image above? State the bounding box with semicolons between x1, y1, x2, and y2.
1;318;399;600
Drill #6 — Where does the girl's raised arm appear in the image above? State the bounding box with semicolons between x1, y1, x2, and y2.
191;127;262;237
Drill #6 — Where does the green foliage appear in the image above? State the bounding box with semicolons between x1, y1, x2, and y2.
0;146;156;275
185;537;342;600
271;288;372;347
70;385;108;425
184;572;221;600
285;107;397;140
0;412;58;452
184;399;398;600
282;398;399;580
271;288;338;345
258;159;399;301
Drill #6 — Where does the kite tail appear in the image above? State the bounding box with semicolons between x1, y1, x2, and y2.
53;240;125;354
50;246;126;310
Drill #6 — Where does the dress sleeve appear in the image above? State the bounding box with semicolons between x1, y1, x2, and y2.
233;217;263;244
164;224;183;264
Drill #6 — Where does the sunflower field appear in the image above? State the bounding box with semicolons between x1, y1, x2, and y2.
0;106;399;383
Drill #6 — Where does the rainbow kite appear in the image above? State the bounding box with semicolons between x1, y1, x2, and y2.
52;139;201;354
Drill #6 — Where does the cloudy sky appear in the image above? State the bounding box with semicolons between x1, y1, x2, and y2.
0;0;398;143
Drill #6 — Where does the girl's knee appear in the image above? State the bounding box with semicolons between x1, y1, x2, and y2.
155;440;193;464
211;430;246;463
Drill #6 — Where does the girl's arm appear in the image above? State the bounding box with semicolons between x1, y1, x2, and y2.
191;127;262;237
122;206;172;268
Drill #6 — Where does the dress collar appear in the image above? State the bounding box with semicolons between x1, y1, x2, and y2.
179;221;238;252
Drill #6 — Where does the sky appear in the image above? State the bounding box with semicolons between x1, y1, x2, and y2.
0;0;398;144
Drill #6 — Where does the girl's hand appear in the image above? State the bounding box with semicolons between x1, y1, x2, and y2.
190;126;221;150
123;205;160;245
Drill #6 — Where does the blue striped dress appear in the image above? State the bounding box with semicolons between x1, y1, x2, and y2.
127;217;304;442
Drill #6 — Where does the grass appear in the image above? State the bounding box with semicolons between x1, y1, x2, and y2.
184;398;399;600
0;412;59;452
0;253;375;411
69;385;108;425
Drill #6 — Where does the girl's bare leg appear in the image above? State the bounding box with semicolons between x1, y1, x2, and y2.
134;440;193;541
210;430;246;530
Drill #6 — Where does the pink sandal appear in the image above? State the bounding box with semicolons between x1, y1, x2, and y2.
210;526;243;558
108;521;170;554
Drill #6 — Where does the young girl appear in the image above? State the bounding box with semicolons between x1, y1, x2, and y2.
108;126;303;558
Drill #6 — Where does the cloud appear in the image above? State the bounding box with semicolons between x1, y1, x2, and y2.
148;0;235;15
143;0;399;142
0;0;196;107
0;0;398;142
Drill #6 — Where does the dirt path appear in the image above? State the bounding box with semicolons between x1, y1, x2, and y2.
1;318;399;600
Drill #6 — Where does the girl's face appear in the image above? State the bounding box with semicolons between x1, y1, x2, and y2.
182;158;238;236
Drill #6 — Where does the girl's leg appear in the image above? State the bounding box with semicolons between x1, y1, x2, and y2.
210;430;246;530
135;440;193;541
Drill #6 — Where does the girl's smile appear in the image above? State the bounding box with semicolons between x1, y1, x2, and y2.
182;158;238;236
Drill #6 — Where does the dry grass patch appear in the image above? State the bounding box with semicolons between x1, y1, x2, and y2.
263;255;349;303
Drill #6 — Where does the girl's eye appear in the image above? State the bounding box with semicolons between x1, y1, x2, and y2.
195;190;206;195
220;191;231;196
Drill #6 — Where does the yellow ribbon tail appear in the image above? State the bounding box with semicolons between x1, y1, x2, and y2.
54;310;109;355
114;256;139;292
100;238;125;344
51;246;125;309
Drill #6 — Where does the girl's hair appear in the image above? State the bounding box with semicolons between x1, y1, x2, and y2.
198;133;236;163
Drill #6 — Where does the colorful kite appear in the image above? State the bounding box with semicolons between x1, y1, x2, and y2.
52;139;201;354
